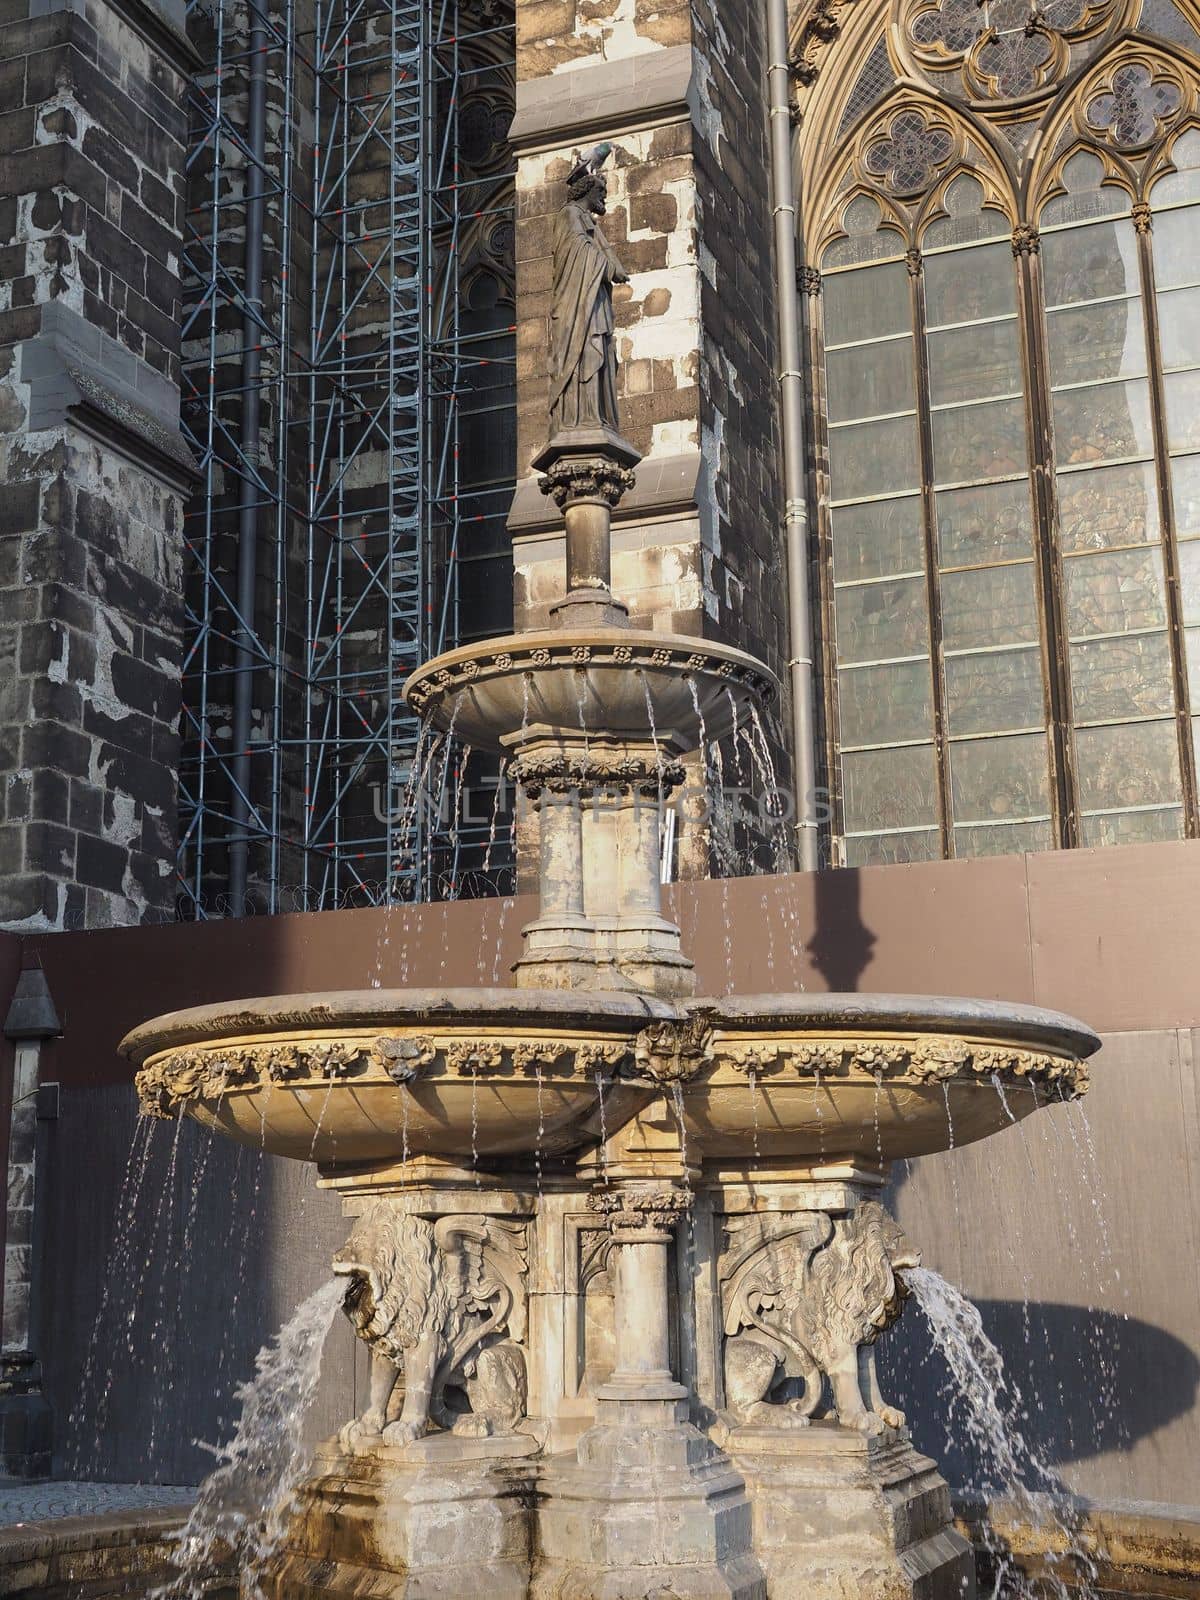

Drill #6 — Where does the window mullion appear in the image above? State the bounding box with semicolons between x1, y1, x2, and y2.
800;266;845;866
1014;227;1079;849
1133;202;1200;835
907;247;953;859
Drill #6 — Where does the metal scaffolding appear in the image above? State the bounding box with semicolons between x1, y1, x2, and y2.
176;0;516;916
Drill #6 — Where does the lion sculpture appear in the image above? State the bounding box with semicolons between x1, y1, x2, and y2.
722;1201;919;1435
333;1202;528;1451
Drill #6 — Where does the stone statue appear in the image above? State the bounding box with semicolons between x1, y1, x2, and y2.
333;1203;528;1451
549;142;628;436
721;1202;918;1434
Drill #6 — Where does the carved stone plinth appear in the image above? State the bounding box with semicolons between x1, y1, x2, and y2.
532;1413;765;1600
723;1423;974;1600
268;1436;538;1599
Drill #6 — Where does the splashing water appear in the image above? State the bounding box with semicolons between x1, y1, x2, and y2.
905;1266;1097;1600
158;1278;344;1599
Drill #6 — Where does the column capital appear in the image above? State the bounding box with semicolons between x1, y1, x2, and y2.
588;1182;692;1240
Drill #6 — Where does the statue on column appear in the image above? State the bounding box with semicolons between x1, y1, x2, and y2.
549;143;628;437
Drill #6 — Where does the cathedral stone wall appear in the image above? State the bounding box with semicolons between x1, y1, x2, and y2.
0;0;193;929
508;0;791;876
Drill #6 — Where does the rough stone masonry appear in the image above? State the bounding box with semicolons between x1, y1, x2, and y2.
506;0;793;879
0;0;195;929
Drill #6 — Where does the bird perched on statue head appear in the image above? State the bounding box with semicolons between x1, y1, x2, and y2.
566;142;613;188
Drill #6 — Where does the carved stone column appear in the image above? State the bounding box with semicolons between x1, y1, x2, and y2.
508;739;696;995
534;1175;763;1599
534;431;640;629
589;1185;689;1404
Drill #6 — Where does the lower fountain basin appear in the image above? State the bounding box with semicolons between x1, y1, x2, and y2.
403;627;779;749
122;988;670;1167
121;989;1099;1176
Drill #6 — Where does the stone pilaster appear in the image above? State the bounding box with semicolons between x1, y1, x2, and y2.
0;963;60;1479
0;0;195;930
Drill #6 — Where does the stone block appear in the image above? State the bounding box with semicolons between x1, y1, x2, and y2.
0;481;39;537
20;720;89;778
118;190;179;269
726;1425;975;1600
75;832;127;894
68;777;103;834
24;819;75;876
269;1439;537;1599
29;767;68;822
0;872;59;926
0;107;37;158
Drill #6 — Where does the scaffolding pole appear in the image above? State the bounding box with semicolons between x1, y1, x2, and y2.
176;0;517;916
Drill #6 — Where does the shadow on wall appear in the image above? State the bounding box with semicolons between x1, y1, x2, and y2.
808;865;877;993
44;1093;353;1485
880;1298;1200;1486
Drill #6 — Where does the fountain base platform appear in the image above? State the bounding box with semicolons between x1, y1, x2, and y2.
270;1422;971;1600
725;1422;974;1600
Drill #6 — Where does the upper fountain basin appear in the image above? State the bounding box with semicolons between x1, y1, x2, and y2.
121;988;1099;1176
404;628;779;751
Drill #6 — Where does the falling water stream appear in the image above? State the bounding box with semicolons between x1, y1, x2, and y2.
905;1266;1098;1600
158;1278;344;1600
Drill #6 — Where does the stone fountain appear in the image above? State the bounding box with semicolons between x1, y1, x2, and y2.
121;147;1099;1600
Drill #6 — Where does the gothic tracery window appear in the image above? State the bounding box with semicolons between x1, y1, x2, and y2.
797;0;1200;862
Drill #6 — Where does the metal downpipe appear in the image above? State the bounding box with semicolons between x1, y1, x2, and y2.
229;6;268;915
766;0;819;871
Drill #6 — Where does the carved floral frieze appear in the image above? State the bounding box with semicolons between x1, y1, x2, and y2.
712;1032;1087;1094
135;1025;1086;1120
406;642;776;719
135;1032;637;1117
509;749;687;799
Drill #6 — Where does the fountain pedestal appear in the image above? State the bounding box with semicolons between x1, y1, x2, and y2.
508;735;696;996
532;428;639;631
533;1184;765;1600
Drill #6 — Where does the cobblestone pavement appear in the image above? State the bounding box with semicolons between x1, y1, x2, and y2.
0;1481;195;1525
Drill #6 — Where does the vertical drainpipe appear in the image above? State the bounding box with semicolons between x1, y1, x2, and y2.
0;961;61;1479
766;0;819;872
229;5;269;915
